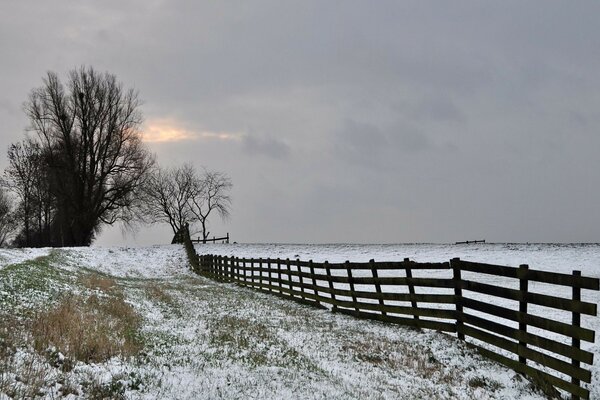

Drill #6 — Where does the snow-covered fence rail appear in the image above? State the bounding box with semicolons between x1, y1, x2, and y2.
193;254;598;399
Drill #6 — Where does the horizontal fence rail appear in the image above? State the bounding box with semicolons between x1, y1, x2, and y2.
191;251;598;399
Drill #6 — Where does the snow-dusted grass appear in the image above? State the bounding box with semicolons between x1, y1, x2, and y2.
0;244;583;399
195;243;600;399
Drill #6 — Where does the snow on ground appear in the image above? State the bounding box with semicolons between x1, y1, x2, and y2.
60;245;191;278
3;243;600;399
194;242;600;275
0;247;51;269
195;243;600;398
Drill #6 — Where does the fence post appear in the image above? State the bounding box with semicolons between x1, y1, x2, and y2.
518;264;529;365
309;260;319;306
214;255;218;278
241;258;246;285
404;258;419;321
277;258;283;294
451;258;465;340
346;261;359;312
226;256;231;281
258;258;263;289
267;260;273;293
572;270;582;400
325;261;337;312
371;259;386;316
286;258;293;296
298;259;306;301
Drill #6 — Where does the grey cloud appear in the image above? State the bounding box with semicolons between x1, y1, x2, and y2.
241;134;291;160
333;120;388;167
2;1;600;244
334;119;433;169
412;97;466;124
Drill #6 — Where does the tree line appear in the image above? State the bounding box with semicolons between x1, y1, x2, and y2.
0;66;231;247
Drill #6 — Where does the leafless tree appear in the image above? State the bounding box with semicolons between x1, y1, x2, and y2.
142;165;232;243
4;139;51;246
142;164;198;238
0;189;17;247
18;66;154;246
189;169;232;242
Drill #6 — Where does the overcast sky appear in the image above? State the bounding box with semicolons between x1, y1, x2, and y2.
1;1;600;245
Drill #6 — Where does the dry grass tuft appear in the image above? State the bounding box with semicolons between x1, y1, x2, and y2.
145;282;174;305
342;336;456;383
30;294;142;365
79;273;118;294
0;314;50;399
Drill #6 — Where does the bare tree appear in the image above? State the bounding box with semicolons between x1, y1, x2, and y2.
142;165;232;243
0;189;17;247
142;164;198;239
20;66;154;246
189;169;232;242
4;139;47;246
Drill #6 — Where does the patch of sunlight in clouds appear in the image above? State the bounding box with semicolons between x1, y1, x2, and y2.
142;118;241;143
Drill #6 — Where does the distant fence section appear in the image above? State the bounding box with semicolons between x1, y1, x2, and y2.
191;233;230;244
182;236;598;398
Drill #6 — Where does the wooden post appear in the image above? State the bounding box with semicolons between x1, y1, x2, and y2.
267;260;273;293
286;258;293;296
309;260;319;306
298;259;306;300
258;258;263;289
346;261;359;312
572;270;582;400
217;255;222;280
242;258;247;285
405;258;419;321
277;258;283;294
226;232;229;243
250;258;255;287
325;261;337;312
451;258;465;340
518;264;529;365
225;256;230;281
371;259;386;316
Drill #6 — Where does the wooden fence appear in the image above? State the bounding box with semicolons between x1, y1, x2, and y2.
193;254;599;399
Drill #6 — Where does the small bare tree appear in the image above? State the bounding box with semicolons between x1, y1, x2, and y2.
143;165;232;243
189;169;232;242
142;164;198;238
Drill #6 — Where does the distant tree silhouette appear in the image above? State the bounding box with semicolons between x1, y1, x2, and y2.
190;169;232;242
142;164;231;243
142;163;198;239
6;66;154;247
0;188;17;247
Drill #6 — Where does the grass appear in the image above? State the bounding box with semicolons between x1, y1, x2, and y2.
0;247;551;400
30;293;142;366
0;261;144;399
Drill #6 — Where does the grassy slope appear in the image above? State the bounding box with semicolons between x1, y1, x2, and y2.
0;247;550;399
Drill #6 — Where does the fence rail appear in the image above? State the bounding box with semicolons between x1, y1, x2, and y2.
191;252;598;399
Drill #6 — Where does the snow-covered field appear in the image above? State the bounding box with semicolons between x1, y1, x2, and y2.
194;243;600;398
1;243;598;399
